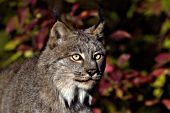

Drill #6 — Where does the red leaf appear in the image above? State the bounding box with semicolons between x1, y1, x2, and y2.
31;0;37;5
6;16;20;33
124;70;139;79
70;3;79;16
111;30;131;39
18;7;30;25
24;19;39;31
15;34;28;41
17;44;32;51
117;54;130;66
23;0;37;5
132;76;151;85
98;80;112;96
92;108;102;113
162;99;170;110
41;20;50;28
105;63;114;74
111;70;123;84
151;68;167;77
152;2;161;15
145;99;158;106
79;10;98;19
155;53;170;67
155;53;170;63
35;27;49;50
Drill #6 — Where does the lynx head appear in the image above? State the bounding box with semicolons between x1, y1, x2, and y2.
39;20;106;106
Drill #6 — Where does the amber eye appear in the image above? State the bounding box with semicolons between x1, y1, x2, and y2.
94;54;102;60
71;54;82;61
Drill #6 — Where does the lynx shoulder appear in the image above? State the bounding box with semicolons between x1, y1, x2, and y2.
0;20;106;113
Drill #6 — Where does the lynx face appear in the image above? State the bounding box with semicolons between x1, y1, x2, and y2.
40;21;105;106
53;34;105;91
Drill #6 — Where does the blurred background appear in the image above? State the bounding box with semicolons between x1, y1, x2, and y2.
0;0;170;113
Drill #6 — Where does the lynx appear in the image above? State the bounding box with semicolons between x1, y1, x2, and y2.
0;20;106;113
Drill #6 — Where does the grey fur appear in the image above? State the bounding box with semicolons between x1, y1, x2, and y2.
0;21;106;113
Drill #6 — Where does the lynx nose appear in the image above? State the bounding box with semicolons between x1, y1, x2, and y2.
86;69;97;76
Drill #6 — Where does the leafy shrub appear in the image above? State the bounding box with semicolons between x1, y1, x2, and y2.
0;0;170;112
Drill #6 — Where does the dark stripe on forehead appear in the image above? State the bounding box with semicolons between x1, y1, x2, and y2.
59;30;105;54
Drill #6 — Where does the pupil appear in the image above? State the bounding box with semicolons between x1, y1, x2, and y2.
74;55;79;60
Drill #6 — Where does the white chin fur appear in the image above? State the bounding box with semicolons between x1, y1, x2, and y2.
60;86;92;107
55;81;92;107
77;81;96;90
53;74;93;107
78;88;92;105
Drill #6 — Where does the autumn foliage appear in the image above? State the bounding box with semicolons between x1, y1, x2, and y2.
0;0;170;113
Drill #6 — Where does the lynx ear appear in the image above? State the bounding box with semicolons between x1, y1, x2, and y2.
85;21;104;38
48;21;73;49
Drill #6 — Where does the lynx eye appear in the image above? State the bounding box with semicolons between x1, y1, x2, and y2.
94;53;102;60
71;54;82;61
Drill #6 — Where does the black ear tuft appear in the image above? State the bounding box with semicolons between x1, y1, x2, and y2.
84;5;105;38
98;2;104;22
94;1;105;36
52;8;61;21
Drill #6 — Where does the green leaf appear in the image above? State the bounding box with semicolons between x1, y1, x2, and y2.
127;5;135;18
160;20;170;35
163;38;170;50
144;9;154;16
10;51;22;61
137;94;144;101
153;88;163;98
143;35;155;43
161;0;170;12
109;11;118;20
152;74;166;88
0;30;9;54
1;51;22;67
108;56;117;65
101;99;117;113
65;0;77;3
4;39;21;51
24;50;33;58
